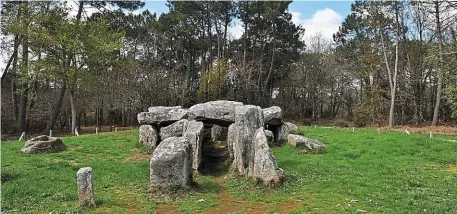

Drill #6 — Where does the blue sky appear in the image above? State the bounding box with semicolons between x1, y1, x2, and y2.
142;1;353;40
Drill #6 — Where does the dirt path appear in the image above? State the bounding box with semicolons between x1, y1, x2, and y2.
155;143;299;214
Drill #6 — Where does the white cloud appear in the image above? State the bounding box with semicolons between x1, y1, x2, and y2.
291;8;343;43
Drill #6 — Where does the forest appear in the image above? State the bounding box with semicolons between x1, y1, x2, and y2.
1;1;457;136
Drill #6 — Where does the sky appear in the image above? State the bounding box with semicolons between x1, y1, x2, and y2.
142;1;353;41
0;1;353;77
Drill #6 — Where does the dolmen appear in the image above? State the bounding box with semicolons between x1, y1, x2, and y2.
138;100;325;193
21;135;65;154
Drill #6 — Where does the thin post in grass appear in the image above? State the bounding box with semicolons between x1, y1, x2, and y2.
405;129;410;135
115;127;118;132
18;132;25;141
75;128;79;136
77;167;95;208
429;132;433;138
95;127;99;134
352;127;355;133
378;128;381;134
49;130;52;137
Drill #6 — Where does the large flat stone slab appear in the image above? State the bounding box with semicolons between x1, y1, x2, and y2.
188;100;243;126
263;106;283;126
287;134;326;151
138;106;188;126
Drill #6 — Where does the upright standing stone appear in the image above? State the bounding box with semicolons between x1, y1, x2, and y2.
159;119;188;140
232;105;264;176
150;137;192;190
183;121;204;171
253;128;284;186
269;123;288;146
211;124;229;142
77;167;95;207
285;122;299;134
227;123;236;160
264;129;274;146
139;125;158;149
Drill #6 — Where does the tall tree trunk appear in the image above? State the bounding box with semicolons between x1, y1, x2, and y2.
380;3;399;129
46;1;83;132
432;1;443;126
18;2;29;134
69;88;77;135
262;27;276;106
11;35;20;123
1;35;19;84
46;78;66;132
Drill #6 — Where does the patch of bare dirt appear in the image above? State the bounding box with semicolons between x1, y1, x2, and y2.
122;153;150;163
390;125;457;136
205;176;298;214
154;205;181;214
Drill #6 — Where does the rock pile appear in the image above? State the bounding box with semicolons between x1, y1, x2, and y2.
138;100;325;192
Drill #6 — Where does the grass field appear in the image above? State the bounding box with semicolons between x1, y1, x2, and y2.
2;127;457;213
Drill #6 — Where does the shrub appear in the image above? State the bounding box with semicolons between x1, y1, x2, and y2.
333;119;351;127
353;106;370;127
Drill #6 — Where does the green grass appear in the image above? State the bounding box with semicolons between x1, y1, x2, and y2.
2;127;457;213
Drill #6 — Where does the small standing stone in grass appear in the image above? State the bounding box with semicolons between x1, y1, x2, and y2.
49;130;53;137
115;127;118;132
352;127;355;133
429;131;433;138
405;129;410;135
77;167;95;207
378;128;381;134
96;127;99;134
75;128;79;136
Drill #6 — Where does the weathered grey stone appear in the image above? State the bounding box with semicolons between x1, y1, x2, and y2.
264;130;274;146
287;134;326;151
211;124;228;142
263;106;283;126
137;106;188;126
227;123;236;160
139;125;158;148
21;135;65;154
285;122;299;134
188;100;243;126
77;167;95;207
150;137;192;190
253;128;284;185
183;121;204;171
232;105;264;176
159;119;188;140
